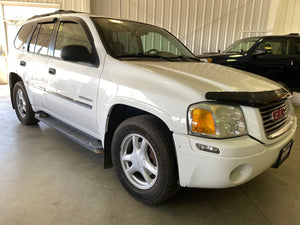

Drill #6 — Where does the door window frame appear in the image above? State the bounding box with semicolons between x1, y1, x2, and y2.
51;17;99;67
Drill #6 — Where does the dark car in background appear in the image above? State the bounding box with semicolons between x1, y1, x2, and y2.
199;34;300;91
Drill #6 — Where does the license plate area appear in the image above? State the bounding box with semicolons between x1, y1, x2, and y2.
272;140;293;168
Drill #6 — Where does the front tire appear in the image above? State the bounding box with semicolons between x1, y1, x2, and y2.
112;115;179;205
12;81;38;125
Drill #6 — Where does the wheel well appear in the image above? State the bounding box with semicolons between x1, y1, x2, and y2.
9;73;23;109
104;104;174;168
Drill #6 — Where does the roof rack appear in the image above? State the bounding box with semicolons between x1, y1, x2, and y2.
27;10;80;21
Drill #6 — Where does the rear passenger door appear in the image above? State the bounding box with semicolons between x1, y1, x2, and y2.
13;22;35;87
252;37;288;82
46;18;100;136
26;20;56;110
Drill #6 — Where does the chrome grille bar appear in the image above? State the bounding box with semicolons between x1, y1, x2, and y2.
259;100;291;139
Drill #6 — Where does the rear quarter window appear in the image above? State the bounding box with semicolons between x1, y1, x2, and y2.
14;23;36;51
34;23;54;55
28;22;55;55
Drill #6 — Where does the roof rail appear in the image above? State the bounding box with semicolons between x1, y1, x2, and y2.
27;10;79;21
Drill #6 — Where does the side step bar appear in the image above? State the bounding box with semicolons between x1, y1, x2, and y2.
35;112;103;153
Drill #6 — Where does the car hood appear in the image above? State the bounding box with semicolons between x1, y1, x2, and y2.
126;60;281;94
103;57;285;133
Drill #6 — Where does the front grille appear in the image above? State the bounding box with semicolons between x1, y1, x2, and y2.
259;100;291;139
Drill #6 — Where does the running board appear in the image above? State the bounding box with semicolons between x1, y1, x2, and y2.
35;112;103;154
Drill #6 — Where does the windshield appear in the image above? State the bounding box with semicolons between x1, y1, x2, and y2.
224;37;260;53
92;17;198;61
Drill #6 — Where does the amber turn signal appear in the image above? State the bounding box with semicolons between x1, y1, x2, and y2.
191;108;215;134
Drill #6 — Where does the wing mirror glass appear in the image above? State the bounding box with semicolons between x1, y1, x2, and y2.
61;45;94;63
252;49;267;56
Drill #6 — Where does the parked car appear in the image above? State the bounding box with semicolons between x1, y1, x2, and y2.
199;34;300;91
9;10;297;205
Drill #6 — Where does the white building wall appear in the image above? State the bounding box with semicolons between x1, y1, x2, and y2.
91;0;278;54
273;0;300;35
1;0;90;13
0;0;91;84
4;0;297;54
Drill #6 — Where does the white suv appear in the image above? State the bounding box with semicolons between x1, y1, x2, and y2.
9;11;297;205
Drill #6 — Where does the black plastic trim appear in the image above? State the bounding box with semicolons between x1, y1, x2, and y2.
272;140;293;168
27;10;79;21
205;89;290;107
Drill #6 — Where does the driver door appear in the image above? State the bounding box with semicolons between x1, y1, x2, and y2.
46;19;100;136
252;37;289;83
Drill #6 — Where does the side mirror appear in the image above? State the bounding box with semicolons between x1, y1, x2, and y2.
252;49;267;56
61;45;94;63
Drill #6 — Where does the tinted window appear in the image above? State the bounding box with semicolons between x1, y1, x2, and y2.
256;38;288;55
14;22;35;50
141;32;179;55
292;38;300;55
225;37;260;53
111;31;140;55
93;18;196;59
107;29;179;55
34;23;54;55
54;22;92;58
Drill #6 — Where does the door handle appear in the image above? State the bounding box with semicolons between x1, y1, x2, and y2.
48;68;56;75
20;61;26;67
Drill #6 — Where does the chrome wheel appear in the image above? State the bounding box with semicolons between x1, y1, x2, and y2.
16;89;26;118
120;133;158;190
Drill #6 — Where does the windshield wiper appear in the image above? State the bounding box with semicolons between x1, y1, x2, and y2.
116;52;173;61
225;50;245;54
170;55;200;62
116;53;200;62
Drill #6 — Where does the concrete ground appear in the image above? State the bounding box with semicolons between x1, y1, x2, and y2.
0;84;299;225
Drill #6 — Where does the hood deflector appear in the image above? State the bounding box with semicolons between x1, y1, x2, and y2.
205;89;290;107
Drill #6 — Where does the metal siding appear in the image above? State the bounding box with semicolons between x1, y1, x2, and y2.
4;0;278;53
94;0;275;54
273;0;300;34
1;0;90;12
8;0;298;54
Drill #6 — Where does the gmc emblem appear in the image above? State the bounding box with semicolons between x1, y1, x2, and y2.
272;108;285;121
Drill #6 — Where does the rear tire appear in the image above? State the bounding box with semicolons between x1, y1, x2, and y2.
112;115;179;205
12;81;38;125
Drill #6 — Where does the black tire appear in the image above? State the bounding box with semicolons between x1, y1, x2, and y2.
12;81;38;125
111;115;179;205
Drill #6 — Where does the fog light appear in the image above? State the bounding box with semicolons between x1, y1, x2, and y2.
196;143;220;154
229;164;252;184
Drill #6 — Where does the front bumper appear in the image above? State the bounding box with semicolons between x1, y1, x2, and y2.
173;120;297;188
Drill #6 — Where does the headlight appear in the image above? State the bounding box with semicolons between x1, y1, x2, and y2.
188;103;247;138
